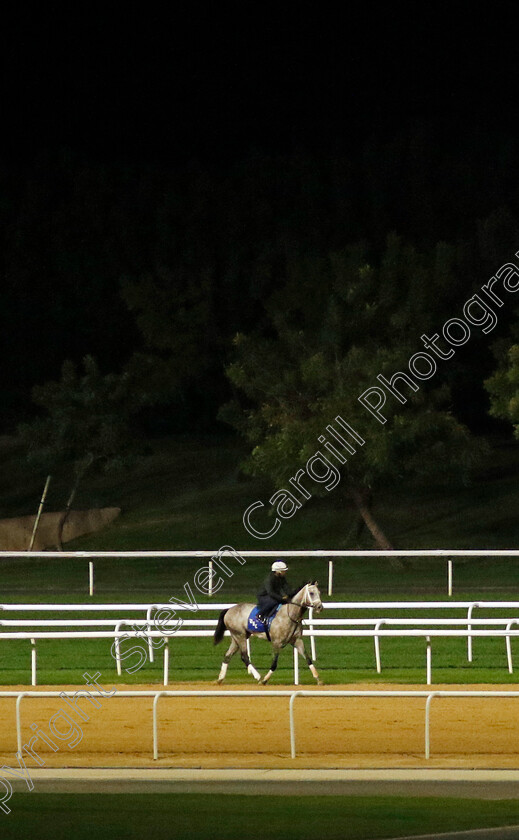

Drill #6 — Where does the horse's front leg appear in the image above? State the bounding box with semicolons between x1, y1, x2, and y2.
238;635;261;681
260;647;281;684
294;636;323;685
216;636;239;684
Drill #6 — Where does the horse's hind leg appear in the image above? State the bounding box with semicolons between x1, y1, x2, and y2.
294;636;323;685
216;636;239;684
237;635;261;681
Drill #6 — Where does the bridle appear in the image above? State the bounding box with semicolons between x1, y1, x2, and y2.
286;584;322;626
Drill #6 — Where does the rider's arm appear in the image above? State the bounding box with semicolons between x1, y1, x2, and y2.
265;574;285;602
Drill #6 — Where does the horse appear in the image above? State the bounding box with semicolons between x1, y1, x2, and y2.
213;581;324;685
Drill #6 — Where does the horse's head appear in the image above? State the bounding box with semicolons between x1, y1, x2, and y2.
304;580;323;613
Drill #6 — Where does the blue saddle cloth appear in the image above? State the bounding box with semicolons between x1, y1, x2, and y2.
247;604;282;635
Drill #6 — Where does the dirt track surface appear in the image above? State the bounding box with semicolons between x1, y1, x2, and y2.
1;682;519;769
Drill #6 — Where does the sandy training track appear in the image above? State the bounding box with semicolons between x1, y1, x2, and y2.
1;682;519;769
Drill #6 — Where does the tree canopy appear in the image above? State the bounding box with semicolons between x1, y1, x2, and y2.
220;238;486;548
485;338;519;438
18;355;148;546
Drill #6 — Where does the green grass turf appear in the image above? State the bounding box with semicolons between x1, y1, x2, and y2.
0;626;518;686
2;794;519;840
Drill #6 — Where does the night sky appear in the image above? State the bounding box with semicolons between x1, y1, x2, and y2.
2;7;518;165
1;7;518;431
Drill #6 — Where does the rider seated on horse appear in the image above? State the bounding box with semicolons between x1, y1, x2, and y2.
257;560;299;622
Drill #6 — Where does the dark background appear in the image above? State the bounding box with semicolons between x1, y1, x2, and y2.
0;5;518;432
2;8;517;163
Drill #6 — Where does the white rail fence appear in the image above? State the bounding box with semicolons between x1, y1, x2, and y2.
2;620;519;686
2;688;519;760
2;549;519;596
3;616;519;670
3;601;519;683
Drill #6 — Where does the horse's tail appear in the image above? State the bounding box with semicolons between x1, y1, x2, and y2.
213;609;229;645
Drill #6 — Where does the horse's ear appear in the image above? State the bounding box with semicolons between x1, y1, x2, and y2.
313;579;319;586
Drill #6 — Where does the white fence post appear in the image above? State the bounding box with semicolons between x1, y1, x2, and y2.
308;607;317;662
289;691;299;758
88;561;94;597
208;559;213;597
15;693;26;755
147;606;155;663
374;620;384;673
447;559;453;597
424;692;436;758
467;603;477;663
152;692;163;760
30;639;37;686
327;560;333;596
163;642;169;686
115;624;123;676
426;637;432;685
506;620;517;674
293;647;299;685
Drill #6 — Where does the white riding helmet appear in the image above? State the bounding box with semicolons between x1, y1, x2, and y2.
271;560;288;572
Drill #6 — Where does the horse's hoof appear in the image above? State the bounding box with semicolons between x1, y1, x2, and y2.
317;679;324;686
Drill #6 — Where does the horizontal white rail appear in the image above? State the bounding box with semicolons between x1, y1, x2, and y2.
1;548;517;596
0;619;152;626
2;628;519;639
3;688;519;761
2;617;516;627
5;600;519;611
323;601;519;608
0;630;220;638
0;603;235;611
2;549;519;557
302;618;519;625
0;619;221;627
301;630;519;636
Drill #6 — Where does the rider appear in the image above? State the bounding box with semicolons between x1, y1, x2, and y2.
257;560;295;622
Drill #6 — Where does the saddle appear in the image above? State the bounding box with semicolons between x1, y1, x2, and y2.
247;604;282;638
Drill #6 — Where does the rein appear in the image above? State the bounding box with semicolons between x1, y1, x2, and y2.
285;584;318;627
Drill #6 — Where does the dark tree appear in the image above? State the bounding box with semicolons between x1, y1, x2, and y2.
18;356;146;548
220;238;484;551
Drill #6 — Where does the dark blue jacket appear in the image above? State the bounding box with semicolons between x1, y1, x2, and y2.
257;572;293;603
